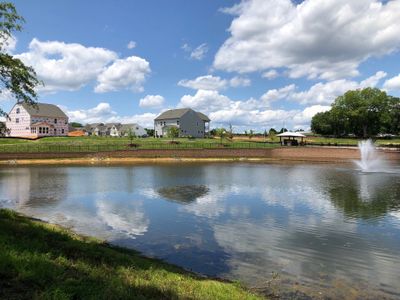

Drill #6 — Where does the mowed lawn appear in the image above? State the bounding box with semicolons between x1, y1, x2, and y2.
0;135;398;153
0;136;278;153
0;209;261;300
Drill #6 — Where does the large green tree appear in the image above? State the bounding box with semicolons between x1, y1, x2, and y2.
311;88;400;138
0;2;41;116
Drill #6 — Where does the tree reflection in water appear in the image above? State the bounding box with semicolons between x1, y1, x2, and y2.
157;185;210;204
326;172;400;220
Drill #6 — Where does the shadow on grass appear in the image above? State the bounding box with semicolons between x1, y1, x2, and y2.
0;209;259;300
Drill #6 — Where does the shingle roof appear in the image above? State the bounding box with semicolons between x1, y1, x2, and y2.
155;108;210;122
21;102;68;118
120;123;140;131
196;111;210;122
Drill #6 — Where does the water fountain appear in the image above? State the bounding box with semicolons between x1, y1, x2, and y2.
354;139;389;172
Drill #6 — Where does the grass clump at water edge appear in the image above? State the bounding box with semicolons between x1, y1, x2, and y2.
0;209;261;300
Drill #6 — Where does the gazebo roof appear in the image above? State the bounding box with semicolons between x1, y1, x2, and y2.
276;131;306;138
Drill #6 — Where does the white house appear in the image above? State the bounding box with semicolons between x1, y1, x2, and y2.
118;124;147;137
6;102;69;138
85;123;147;137
154;108;210;138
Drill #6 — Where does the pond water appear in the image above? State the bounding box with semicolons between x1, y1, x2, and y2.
1;163;400;299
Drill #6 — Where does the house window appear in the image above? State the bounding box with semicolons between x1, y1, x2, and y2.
177;120;179;125
61;129;64;134
54;129;57;135
54;119;57;124
15;118;19;123
46;127;49;134
39;127;42;134
16;108;20;114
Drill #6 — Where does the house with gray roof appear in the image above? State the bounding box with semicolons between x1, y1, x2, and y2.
85;123;147;137
118;124;147;137
154;108;210;138
6;102;69;138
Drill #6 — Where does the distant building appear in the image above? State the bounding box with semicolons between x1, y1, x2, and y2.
85;123;147;137
118;124;147;137
154;108;210;138
6;102;69;138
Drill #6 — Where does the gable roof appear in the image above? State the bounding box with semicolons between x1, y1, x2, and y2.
19;102;68;118
120;123;141;131
155;108;210;122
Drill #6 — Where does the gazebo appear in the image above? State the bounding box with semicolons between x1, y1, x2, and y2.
276;131;306;146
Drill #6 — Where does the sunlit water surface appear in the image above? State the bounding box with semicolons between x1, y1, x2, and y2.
1;163;400;299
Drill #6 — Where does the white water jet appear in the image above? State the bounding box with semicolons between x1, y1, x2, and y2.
354;139;389;172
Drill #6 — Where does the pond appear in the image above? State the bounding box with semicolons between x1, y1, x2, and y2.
1;163;400;299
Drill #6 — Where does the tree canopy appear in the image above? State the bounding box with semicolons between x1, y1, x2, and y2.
0;2;41;116
311;88;400;138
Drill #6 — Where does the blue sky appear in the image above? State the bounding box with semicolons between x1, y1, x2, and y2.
3;0;400;131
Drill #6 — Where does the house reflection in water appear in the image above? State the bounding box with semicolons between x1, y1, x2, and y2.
0;167;68;208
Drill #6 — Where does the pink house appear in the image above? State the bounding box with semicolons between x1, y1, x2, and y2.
6;102;69;138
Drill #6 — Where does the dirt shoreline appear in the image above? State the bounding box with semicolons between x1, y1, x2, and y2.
0;147;399;165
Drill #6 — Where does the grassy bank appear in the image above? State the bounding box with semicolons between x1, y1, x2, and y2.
0;209;261;300
1;135;399;153
0;137;278;153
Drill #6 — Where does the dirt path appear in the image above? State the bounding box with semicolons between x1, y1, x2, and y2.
0;147;399;165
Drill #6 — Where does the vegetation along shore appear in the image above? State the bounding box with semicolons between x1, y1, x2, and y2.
0;209;261;300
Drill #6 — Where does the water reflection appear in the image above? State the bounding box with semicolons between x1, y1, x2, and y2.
0;163;399;298
97;199;149;237
157;185;209;204
0;167;67;208
325;172;400;220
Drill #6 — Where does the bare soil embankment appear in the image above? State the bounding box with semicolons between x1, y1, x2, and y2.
0;147;399;165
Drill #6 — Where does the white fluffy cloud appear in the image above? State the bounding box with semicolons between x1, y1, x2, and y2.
180;89;232;112
178;75;251;91
66;102;156;127
178;75;228;91
182;43;209;60
16;38;117;93
178;89;329;130
260;84;295;105
260;71;386;106
229;76;251;87
214;0;400;80
383;74;400;91
139;95;165;108
95;56;151;93
177;71;386;130
66;102;117;123
127;41;136;49
262;69;279;80
190;43;208;60
16;38;151;94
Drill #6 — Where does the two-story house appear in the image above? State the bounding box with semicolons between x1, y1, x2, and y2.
6;102;69;138
154;108;210;138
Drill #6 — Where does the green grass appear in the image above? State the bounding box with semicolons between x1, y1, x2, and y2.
0;209;261;300
0;136;278;153
305;136;400;146
0;136;398;154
